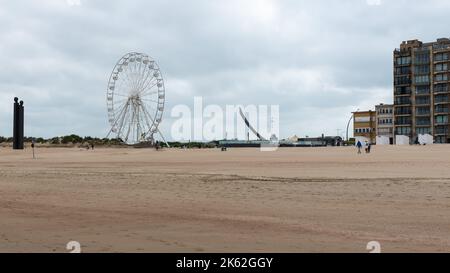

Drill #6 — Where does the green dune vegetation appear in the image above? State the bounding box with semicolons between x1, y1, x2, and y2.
0;135;124;148
0;135;219;149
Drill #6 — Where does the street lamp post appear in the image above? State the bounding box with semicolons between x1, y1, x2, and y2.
346;108;360;142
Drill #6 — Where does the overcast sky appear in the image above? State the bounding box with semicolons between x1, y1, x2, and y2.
1;0;450;140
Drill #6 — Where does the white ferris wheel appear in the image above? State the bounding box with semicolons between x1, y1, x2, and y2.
106;52;168;145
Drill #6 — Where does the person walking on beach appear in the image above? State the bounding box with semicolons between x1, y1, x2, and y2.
356;140;362;154
367;142;372;154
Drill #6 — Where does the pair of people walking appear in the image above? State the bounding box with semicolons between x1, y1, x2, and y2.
356;140;371;154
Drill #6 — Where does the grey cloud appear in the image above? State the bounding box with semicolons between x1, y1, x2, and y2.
0;0;448;139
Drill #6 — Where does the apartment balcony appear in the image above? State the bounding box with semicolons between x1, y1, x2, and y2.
416;111;431;116
435;128;449;135
395;119;412;125
434;70;449;74
394;81;412;86
395;98;412;106
395;69;411;76
416;122;432;127
394;64;412;69
394;75;412;86
395;129;412;136
434;98;450;104
395;104;412;107
433;43;450;51
415;92;430;96
415;61;431;66
434;79;449;84
395;109;412;116
415;100;431;105
434;89;449;94
395;123;412;127
435;108;450;114
435;121;449;126
395;90;412;96
433;59;449;64
433;53;449;63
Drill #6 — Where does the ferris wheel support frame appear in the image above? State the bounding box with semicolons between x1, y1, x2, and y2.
105;52;169;147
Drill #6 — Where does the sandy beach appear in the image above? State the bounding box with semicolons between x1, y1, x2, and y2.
0;145;449;253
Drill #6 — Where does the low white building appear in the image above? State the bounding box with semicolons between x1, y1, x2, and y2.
418;134;433;145
396;135;410;145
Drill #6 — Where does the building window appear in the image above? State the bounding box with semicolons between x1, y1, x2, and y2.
435;126;448;135
395;86;411;95
435;105;449;113
416;106;430;115
435;63;448;72
435;94;449;103
414;75;430;84
414;65;430;75
416;97;430;105
435;74;448;82
416;85;430;94
415;52;430;65
395;66;410;75
396;56;411;65
395;76;412;85
396;116;412;125
396;127;411;135
416;127;431;135
435;53;449;62
395;106;412;115
435;115;449;124
395;97;412;105
416;117;431;126
434;83;448;93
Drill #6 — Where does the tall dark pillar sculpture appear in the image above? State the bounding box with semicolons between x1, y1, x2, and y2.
13;97;19;149
19;100;24;149
13;97;24;150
